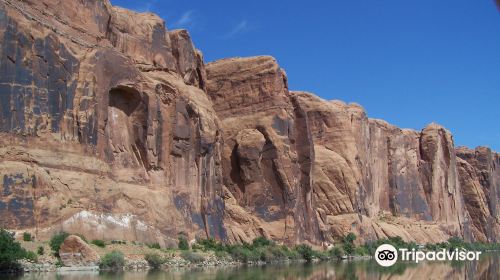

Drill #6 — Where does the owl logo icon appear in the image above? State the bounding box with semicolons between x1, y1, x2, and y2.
375;244;398;267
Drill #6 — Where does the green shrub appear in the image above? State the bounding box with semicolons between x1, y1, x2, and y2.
100;251;125;271
294;244;314;262
181;251;205;263
37;246;44;255
354;246;368;256
252;236;273;248
25;251;38;262
178;236;189;250
91;239;106;248
342;233;356;256
111;240;127;245
196;238;225;251
214;250;227;258
283;246;300;260
145;253;165;269
147;243;161;249
329;246;344;260
425;243;438;251
268;246;288;261
386;236;406;249
225;242;311;263
361;241;377;255
408;241;418;250
0;229;30;271
227;246;259;263
448;237;466;250
23;232;32;242
314;251;330;261
256;247;274;262
55;259;64;267
49;232;69;256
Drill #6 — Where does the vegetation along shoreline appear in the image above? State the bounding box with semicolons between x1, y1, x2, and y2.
1;228;499;275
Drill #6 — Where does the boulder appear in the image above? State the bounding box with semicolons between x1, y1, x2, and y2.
59;235;100;267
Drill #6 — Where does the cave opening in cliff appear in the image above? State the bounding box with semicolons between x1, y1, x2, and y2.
107;86;149;169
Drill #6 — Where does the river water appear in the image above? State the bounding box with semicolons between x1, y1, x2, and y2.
4;253;499;280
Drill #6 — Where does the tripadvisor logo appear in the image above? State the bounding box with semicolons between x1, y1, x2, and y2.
374;244;482;267
375;244;398;267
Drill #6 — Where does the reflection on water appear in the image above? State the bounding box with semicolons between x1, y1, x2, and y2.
5;253;499;280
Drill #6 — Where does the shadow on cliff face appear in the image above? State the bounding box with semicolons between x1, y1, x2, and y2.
106;86;149;170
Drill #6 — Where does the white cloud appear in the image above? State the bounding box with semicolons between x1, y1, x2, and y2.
227;20;248;37
225;20;250;37
172;10;195;28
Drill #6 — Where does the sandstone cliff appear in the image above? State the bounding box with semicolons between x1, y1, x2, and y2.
0;0;497;246
205;56;319;244
287;92;471;244
0;0;224;247
456;146;500;242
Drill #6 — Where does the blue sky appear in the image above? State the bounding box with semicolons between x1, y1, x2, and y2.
111;0;500;151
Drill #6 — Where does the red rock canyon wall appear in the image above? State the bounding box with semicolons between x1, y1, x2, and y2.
0;0;498;246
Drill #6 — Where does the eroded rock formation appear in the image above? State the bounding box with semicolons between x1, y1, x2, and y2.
456;147;500;242
0;0;224;247
205;56;319;244
0;0;497;246
59;235;100;266
287;92;471;243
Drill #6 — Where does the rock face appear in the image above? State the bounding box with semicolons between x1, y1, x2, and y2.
205;57;319;244
0;0;497;246
59;235;100;266
288;92;471;243
456;147;500;242
0;0;224;247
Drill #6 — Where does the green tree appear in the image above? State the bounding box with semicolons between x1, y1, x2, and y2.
343;232;356;256
0;229;29;271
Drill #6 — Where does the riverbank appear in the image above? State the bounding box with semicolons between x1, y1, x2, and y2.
9;232;500;274
17;241;242;273
14;235;332;273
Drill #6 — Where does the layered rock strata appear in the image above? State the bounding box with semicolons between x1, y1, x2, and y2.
0;0;224;247
0;0;497;246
